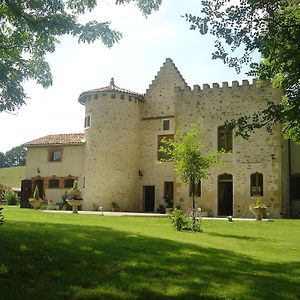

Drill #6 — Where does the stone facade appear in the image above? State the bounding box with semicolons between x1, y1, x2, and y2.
23;58;300;217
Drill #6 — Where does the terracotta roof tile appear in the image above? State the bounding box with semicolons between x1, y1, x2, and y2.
23;133;85;147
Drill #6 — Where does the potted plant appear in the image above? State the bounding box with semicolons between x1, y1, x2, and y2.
249;198;267;221
111;201;120;212
29;186;42;209
66;181;83;214
164;196;174;214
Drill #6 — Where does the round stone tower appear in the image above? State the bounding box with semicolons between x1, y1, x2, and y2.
78;78;144;211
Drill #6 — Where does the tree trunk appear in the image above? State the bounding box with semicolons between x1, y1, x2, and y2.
191;178;196;230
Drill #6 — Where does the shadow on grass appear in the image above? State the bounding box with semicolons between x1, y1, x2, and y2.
206;232;265;241
0;220;299;300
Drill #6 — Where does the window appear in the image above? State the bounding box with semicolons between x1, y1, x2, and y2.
157;134;174;161
250;172;263;196
120;94;125;100
111;93;116;99
64;179;75;188
189;181;201;197
218;126;233;152
84;115;91;128
48;149;62;162
49;179;59;188
162;119;170;131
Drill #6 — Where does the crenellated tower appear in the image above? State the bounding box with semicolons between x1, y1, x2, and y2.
78;78;144;211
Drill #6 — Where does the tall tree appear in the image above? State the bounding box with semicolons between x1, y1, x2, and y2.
185;0;300;143
0;152;6;168
160;124;221;229
4;146;26;167
0;0;161;112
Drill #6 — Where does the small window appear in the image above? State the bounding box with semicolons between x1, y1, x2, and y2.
158;134;174;161
218;126;233;152
64;179;75;188
250;172;263;196
48;149;62;162
111;94;116;99
129;96;132;101
163;119;170;131
49;179;59;188
120;94;125;100
84;115;91;128
189;181;201;197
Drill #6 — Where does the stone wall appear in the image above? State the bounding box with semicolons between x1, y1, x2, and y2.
83;92;140;211
174;80;284;217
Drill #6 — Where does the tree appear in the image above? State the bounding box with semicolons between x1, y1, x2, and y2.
185;0;300;143
0;0;162;112
160;123;221;230
4;146;26;167
0;152;6;168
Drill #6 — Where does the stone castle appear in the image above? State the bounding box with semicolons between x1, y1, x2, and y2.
23;58;300;217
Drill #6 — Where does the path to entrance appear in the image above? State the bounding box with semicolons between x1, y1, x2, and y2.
43;210;261;221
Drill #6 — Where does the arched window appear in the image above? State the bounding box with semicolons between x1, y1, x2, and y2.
218;126;232;152
250;172;263;196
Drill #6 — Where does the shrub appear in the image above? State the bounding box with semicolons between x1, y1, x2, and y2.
0;207;4;225
170;209;189;231
170;208;203;232
3;190;18;205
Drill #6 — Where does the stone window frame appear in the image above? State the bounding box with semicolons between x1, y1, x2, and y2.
84;114;91;129
48;148;63;162
218;125;233;152
250;172;264;196
162;119;170;131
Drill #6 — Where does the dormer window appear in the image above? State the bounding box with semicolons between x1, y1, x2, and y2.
163;119;170;131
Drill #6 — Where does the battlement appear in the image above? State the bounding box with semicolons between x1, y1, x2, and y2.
190;79;258;92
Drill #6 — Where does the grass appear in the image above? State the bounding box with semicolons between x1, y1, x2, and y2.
0;166;25;187
0;206;299;300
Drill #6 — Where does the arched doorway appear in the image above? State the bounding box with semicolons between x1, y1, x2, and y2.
218;173;233;216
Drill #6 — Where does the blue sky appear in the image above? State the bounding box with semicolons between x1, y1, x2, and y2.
0;0;257;152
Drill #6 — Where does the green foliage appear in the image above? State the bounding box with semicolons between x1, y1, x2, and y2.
2;146;26;167
0;0;161;112
160;123;222;212
170;208;203;232
170;209;189;231
3;190;18;205
32;185;39;200
0;207;4;225
185;0;300;143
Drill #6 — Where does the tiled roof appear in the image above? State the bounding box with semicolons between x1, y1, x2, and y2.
78;78;144;104
23;133;85;147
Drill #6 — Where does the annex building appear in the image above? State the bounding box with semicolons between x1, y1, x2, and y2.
22;58;300;218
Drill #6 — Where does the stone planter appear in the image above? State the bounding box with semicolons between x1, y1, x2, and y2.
250;206;267;221
29;198;42;209
67;199;83;214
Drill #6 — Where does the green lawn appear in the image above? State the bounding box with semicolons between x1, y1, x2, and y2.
0;166;25;187
0;207;299;300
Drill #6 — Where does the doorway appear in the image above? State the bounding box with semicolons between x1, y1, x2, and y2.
164;182;174;207
218;174;233;216
144;186;155;212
